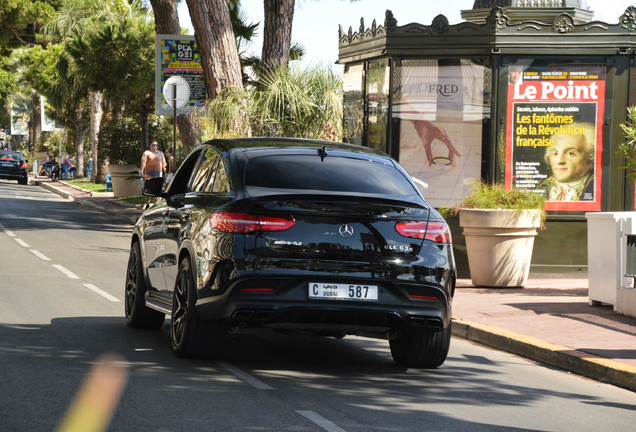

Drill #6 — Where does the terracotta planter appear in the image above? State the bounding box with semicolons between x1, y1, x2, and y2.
459;208;541;288
109;164;141;198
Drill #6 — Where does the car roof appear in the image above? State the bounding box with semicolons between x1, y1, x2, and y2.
201;137;390;160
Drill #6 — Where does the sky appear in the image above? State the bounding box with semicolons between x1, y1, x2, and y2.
177;0;636;72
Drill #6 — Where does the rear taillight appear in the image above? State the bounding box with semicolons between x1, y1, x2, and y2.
395;221;451;243
20;162;27;169
211;211;295;233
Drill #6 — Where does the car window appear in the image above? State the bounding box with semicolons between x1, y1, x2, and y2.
195;149;222;193
202;152;229;194
211;163;229;193
168;150;202;195
0;151;24;161
190;150;218;193
244;154;416;197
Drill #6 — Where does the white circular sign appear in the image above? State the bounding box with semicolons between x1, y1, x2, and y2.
163;76;190;109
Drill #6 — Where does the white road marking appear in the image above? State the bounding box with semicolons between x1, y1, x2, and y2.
216;361;273;390
15;238;29;247
4;230;16;237
296;410;348;432
53;264;80;279
83;283;120;302
30;250;51;261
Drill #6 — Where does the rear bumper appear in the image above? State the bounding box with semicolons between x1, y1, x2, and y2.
195;275;453;336
0;170;27;181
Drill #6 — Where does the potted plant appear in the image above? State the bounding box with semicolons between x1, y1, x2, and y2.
441;181;546;288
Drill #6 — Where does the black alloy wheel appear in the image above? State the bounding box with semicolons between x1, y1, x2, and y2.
389;321;452;368
124;241;165;329
170;256;228;358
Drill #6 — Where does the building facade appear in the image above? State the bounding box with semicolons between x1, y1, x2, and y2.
338;1;636;276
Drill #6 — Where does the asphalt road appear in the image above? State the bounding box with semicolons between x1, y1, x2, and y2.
1;179;636;432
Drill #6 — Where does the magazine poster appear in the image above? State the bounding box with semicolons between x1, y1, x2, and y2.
155;35;207;116
505;66;605;212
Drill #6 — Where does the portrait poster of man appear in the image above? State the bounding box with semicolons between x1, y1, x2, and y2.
504;64;605;212
392;59;488;208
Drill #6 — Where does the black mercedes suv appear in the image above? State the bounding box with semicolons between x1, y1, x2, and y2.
125;138;455;368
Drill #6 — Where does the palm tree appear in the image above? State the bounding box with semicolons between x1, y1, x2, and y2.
200;63;342;141
43;0;145;181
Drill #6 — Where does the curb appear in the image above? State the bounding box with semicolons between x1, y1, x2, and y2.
452;318;636;392
35;180;140;224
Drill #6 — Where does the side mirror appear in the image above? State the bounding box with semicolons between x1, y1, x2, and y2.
143;177;165;197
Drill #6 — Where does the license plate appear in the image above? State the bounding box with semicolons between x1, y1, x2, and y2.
308;283;378;302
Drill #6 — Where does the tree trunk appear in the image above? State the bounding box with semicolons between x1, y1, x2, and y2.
75;108;89;178
31;94;42;152
141;92;154;151
185;0;243;100
177;115;199;149
261;0;295;76
150;0;200;151
89;91;104;183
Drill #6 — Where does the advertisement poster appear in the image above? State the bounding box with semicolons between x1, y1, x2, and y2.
392;59;488;208
41;96;56;132
10;108;28;136
505;65;605;212
155;34;207;116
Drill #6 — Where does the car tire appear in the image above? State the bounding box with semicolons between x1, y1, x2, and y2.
125;241;165;329
170;256;228;358
389;321;452;368
18;176;28;185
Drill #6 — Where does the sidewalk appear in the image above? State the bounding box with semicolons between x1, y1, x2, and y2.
31;176;636;392
32;175;143;224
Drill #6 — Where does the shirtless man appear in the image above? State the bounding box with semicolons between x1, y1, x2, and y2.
140;140;166;209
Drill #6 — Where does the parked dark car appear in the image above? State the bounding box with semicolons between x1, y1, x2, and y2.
0;150;28;185
125;138;455;368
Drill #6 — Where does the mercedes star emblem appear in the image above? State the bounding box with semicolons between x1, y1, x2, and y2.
339;224;354;238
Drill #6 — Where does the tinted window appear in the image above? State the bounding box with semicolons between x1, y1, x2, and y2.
190;149;221;192
0;151;24;161
245;155;416;196
209;162;229;193
169;150;202;195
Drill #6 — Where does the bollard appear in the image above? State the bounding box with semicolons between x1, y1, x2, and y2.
34;160;38;179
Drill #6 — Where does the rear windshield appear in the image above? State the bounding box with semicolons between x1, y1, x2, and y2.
0;151;24;160
244;155;417;197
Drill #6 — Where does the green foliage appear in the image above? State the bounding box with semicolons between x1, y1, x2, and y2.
0;0;57;52
99;115;171;165
13;45;63;96
619;105;636;184
41;130;73;155
0;58;15;128
99;117;144;165
65;14;154;116
439;181;546;224
201;64;343;140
